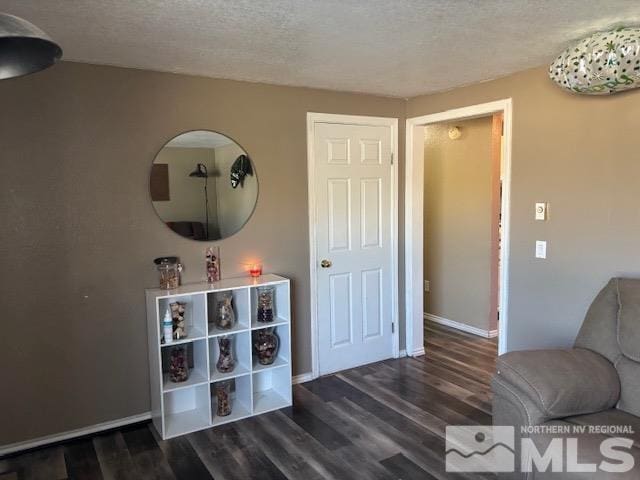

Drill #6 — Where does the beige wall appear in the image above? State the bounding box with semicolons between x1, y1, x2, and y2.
213;142;258;239
409;65;640;352
0;61;404;445
5;59;639;447
424;117;493;331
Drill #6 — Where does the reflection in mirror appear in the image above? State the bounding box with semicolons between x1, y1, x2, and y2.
150;130;258;241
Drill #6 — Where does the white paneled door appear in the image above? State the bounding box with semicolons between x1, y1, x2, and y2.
312;121;395;375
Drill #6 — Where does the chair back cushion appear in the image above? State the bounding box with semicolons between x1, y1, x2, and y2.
574;278;640;417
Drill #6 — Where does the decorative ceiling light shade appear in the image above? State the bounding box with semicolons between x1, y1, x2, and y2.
549;26;640;95
448;126;462;140
0;13;62;80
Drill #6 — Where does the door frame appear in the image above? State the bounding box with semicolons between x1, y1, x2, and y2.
307;112;400;380
404;99;513;357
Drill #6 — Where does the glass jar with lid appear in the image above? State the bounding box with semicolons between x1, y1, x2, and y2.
154;256;183;290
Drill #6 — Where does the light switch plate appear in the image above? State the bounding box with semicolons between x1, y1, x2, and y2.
535;202;547;221
424;280;430;292
535;240;547;259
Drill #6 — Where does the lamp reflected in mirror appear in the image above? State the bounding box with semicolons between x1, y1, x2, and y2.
189;163;208;178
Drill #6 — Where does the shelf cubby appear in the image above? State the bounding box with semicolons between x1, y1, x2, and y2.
146;274;291;440
158;293;207;344
252;368;292;415
250;281;290;328
207;288;250;336
161;338;209;392
251;324;290;372
209;331;252;382
163;383;211;438
211;375;253;426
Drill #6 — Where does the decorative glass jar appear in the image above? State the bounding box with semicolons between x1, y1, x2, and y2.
256;286;275;323
215;292;236;330
169;301;187;339
154;256;182;290
168;346;189;383
215;380;232;417
216;336;236;373
253;327;279;365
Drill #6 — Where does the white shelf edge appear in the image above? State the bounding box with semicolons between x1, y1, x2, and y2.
162;371;209;393
161;332;207;347
251;357;289;373
147;274;290;299
207;324;251;338
250;318;289;330
210;366;251;383
211;404;252;426
252;403;291;417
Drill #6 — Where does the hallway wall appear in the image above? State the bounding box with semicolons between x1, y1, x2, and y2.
423;117;494;332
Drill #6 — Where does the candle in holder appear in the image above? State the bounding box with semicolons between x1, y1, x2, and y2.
248;263;262;278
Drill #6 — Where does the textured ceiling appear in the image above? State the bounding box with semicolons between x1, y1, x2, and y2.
166;131;234;149
1;0;639;97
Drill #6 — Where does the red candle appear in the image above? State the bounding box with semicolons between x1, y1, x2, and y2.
248;263;262;277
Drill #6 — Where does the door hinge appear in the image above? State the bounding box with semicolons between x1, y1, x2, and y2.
391;152;394;165
392;322;395;334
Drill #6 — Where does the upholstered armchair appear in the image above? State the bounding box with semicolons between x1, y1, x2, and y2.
492;278;640;479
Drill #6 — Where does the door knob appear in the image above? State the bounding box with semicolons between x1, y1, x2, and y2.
320;259;332;268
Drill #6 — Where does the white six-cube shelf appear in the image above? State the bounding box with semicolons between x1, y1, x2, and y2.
145;274;292;439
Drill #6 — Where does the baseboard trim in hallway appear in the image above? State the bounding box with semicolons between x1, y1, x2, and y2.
424;313;498;338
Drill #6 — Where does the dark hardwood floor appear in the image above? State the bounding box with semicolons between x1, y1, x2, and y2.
0;323;497;480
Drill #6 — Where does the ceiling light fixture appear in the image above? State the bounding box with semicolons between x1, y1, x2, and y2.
0;13;62;80
549;26;640;95
448;126;462;140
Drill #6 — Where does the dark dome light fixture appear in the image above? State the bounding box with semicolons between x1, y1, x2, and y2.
0;13;62;80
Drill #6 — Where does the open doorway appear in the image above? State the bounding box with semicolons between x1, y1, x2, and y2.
422;114;503;368
423;114;503;340
404;99;512;358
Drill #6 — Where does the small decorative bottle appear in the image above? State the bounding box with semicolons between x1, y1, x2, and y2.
215;292;236;330
206;247;220;283
215;380;232;417
216;336;236;373
253;327;279;365
169;346;189;383
256;286;275;323
162;308;173;344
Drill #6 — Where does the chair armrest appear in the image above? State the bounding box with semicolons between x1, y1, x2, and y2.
495;348;620;422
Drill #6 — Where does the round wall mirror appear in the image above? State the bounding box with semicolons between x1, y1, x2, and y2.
150;130;258;241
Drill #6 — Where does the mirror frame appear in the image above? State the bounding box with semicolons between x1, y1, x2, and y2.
149;129;259;242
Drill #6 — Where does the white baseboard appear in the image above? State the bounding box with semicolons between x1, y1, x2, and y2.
292;372;315;384
410;347;426;357
3;372;316;456
398;349;407;357
0;412;151;457
424;313;498;339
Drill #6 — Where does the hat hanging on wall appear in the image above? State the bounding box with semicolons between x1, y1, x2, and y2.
0;13;62;80
230;154;253;188
549;26;640;95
